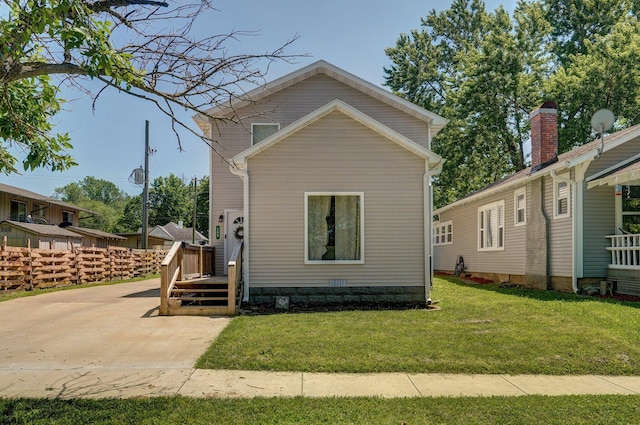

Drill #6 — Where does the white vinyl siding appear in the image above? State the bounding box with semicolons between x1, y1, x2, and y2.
252;123;280;145
433;220;453;245
478;201;505;251
514;188;526;226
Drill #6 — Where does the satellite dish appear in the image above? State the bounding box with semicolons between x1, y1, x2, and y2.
591;109;615;133
590;109;615;157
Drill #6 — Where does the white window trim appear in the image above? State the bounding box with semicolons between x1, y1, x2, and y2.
477;200;505;251
251;123;280;145
433;220;453;245
304;192;365;265
514;188;526;226
553;172;571;219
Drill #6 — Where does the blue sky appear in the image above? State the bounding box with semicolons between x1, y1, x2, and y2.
3;0;514;197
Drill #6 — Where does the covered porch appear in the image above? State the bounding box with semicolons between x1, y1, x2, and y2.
588;158;640;296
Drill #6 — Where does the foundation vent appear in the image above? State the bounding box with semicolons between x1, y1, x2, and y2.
329;279;347;287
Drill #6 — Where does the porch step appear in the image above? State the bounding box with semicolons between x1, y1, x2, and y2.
169;277;232;311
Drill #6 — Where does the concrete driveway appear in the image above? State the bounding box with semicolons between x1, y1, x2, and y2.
0;278;231;398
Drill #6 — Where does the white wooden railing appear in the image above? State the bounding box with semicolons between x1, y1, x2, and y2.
606;234;640;268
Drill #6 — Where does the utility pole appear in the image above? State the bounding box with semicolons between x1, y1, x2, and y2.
142;120;150;250
192;177;198;244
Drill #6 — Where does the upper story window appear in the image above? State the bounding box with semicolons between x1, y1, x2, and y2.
252;123;280;145
553;173;571;218
514;188;526;226
305;192;364;264
478;200;505;251
31;204;48;224
10;200;27;221
62;210;74;224
433;220;453;245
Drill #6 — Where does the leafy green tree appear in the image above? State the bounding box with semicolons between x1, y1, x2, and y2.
385;0;544;207
54;176;129;231
195;176;209;238
116;194;142;233
386;0;640;207
1;0;298;174
148;173;192;227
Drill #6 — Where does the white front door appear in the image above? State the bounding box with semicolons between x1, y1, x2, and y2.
224;209;244;275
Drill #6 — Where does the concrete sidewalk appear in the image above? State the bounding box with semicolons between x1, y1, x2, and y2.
2;369;640;399
1;278;639;399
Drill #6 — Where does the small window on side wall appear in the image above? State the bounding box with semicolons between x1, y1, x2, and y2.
553;173;571;218
433;220;453;245
252;123;280;145
478;201;505;251
514;188;526;226
62;210;74;224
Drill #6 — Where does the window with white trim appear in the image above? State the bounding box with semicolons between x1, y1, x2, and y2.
478;201;505;251
554;173;571;218
514;188;526;226
433;220;453;245
251;123;280;145
305;193;363;263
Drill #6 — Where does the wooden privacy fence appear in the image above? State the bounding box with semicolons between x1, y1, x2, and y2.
0;238;167;292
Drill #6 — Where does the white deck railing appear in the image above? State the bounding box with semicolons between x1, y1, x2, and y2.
606;234;640;267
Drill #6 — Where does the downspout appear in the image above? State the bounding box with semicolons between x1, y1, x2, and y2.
424;159;442;304
550;169;579;293
230;164;250;302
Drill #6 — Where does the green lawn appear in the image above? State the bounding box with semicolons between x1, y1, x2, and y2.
2;395;640;424
197;276;640;375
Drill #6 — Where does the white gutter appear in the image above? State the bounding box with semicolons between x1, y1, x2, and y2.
424;159;443;304
229;164;250;302
550;169;579;293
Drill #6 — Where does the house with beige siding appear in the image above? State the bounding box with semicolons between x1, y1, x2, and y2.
195;60;447;306
433;101;640;297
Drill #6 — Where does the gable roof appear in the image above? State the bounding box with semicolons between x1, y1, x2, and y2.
0;182;95;215
67;226;126;241
231;99;443;170
161;222;208;242
194;60;448;136
435;123;640;214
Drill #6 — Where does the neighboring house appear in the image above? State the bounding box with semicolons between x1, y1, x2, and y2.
150;221;208;248
0;183;91;227
118;221;206;249
194;60;447;305
0;220;83;249
433;101;640;296
67;226;126;248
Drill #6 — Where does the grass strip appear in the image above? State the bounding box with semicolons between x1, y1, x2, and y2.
197;277;640;375
2;395;640;424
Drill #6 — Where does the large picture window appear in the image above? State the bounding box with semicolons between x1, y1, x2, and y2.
478;201;505;251
305;193;363;263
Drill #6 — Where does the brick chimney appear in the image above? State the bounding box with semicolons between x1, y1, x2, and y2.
530;100;558;172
